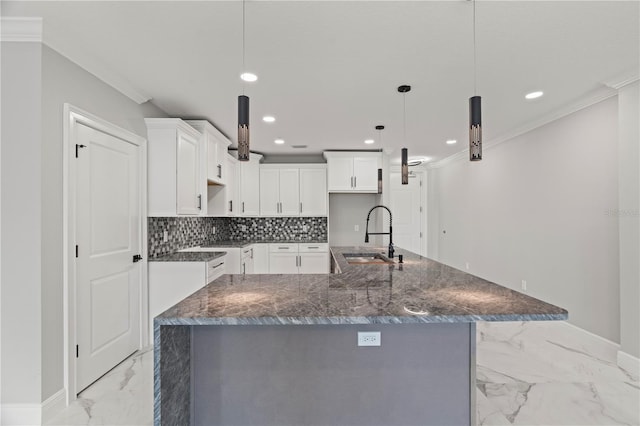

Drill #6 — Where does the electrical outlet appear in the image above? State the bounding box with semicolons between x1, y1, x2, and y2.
302;225;308;232
358;331;381;347
212;226;216;234
355;224;360;232
465;262;470;270
521;280;527;291
163;230;169;242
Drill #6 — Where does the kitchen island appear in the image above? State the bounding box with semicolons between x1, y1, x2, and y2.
154;246;567;425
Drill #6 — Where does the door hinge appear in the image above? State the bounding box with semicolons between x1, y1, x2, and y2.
76;345;79;358
75;144;86;158
75;245;78;258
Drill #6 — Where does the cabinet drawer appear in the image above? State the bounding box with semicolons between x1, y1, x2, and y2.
269;243;299;253
298;243;328;253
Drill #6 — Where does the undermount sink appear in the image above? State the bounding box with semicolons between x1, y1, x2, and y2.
343;252;394;265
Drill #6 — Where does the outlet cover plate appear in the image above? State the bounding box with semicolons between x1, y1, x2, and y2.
358;331;381;347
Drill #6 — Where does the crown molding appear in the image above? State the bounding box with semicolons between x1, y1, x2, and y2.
0;17;42;42
428;86;618;169
604;69;640;90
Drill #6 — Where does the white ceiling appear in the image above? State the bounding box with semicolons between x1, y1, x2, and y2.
4;1;639;164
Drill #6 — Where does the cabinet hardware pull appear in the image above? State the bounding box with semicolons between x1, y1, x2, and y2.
278;247;289;249
354;176;357;188
229;200;233;212
217;164;222;178
300;202;302;213
308;246;319;249
242;202;245;213
197;194;202;210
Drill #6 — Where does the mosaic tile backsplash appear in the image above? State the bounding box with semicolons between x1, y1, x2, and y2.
148;216;327;258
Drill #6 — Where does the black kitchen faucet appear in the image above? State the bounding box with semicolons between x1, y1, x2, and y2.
364;205;394;259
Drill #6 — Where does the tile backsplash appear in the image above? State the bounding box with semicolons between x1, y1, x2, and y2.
148;216;327;258
228;217;327;241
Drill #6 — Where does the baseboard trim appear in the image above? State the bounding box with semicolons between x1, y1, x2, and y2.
0;403;41;426
42;388;66;423
617;350;640;378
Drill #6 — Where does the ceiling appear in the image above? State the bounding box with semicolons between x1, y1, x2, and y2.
4;1;639;164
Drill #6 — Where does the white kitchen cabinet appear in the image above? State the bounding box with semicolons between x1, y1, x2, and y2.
268;243;329;274
146;118;204;216
259;167;300;216
185;120;229;186
252;243;269;274
238;153;262;216
299;168;327;216
148;257;225;336
260;164;327;216
208;154;239;216
323;152;381;193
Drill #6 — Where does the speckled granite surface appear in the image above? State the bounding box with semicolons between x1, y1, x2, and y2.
200;239;328;248
148;251;226;262
155;246;567;325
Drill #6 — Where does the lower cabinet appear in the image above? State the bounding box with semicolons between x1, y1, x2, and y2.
148;259;225;336
269;243;329;274
252;243;270;274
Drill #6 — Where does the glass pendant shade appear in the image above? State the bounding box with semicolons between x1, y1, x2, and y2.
238;95;250;161
377;168;383;194
401;148;409;185
469;96;482;161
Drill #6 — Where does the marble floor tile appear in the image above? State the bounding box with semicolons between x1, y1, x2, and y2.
46;348;153;426
48;322;638;426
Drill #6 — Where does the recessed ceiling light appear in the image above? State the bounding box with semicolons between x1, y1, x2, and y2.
240;72;258;82
274;139;285;145
525;91;543;100
446;139;457;145
263;116;275;123
364;139;375;144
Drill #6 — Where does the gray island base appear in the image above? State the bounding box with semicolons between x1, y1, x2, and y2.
154;247;567;425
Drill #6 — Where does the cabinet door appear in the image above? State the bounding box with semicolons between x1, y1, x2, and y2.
299;168;327;216
299;252;329;274
279;169;300;215
206;137;218;182
239;160;260;216
259;169;280;216
215;141;228;186
252;244;270;274
226;156;239;216
327;157;354;191
176;131;201;215
269;253;299;274
353;156;379;192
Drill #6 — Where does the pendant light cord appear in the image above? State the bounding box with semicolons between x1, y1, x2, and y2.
403;93;406;144
242;0;246;95
473;0;477;96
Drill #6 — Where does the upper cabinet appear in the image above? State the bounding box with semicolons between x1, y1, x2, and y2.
323;151;381;193
299;168;327;216
238;153;262;216
186;120;229;186
260;164;327;217
146;118;204;216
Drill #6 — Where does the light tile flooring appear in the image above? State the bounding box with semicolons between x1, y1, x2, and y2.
47;321;639;426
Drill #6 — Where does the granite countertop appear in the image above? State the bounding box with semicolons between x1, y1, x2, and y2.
155;246;568;326
201;239;328;248
149;251;227;262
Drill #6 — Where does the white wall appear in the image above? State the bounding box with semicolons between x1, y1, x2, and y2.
427;97;620;342
40;45;167;401
1;39;43;409
617;81;639;358
329;194;382;247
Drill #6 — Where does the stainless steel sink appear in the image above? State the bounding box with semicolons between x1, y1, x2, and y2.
343;253;394;265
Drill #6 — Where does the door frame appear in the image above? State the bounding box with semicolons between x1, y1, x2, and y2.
389;166;427;256
62;104;148;403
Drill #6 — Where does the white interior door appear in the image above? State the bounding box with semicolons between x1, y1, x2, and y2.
390;172;423;255
76;123;141;392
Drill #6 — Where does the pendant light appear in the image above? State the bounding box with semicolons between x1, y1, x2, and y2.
376;125;384;194
237;0;250;161
469;0;482;161
398;85;411;185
